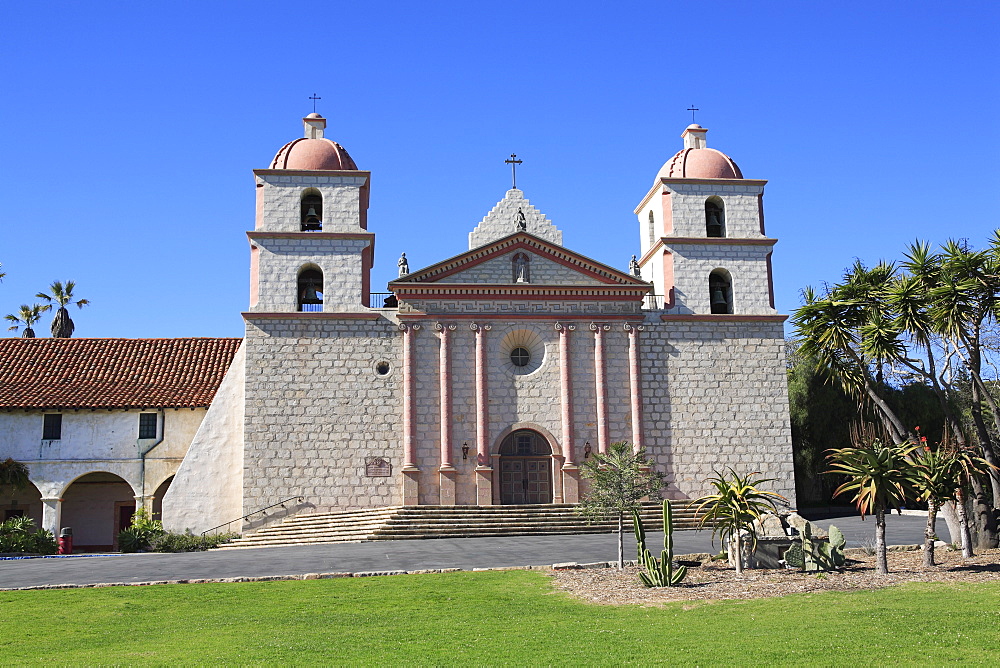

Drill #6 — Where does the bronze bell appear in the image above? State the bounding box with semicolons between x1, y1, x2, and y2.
301;287;319;301
711;288;728;308
304;206;321;228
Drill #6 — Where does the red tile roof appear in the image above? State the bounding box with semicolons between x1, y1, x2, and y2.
0;338;242;410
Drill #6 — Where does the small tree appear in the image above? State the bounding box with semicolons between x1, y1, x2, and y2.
37;280;89;338
5;304;45;338
578;442;665;569
826;435;920;574
695;469;786;574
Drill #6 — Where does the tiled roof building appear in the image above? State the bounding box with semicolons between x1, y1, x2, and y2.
0;338;242;409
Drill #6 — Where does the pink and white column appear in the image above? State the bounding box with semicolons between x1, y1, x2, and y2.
400;323;421;504
624;323;645;453
591;323;610;454
436;323;457;504
556;323;580;502
471;323;493;505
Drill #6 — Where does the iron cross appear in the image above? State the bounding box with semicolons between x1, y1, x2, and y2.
309;94;322;113
687;105;699;123
505;154;523;189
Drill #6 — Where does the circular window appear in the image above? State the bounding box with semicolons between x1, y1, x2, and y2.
510;347;530;367
374;360;391;376
499;329;545;376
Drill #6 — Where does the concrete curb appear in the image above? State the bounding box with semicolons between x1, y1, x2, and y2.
0;546;925;592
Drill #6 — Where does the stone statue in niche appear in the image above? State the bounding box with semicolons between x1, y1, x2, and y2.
515;207;527;232
398;253;409;277
630;254;641;277
513;253;529;283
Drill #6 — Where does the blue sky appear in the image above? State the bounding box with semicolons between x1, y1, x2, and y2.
2;1;997;338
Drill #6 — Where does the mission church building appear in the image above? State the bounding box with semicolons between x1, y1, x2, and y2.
0;113;795;542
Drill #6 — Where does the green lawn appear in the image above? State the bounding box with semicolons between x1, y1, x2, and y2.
2;571;998;665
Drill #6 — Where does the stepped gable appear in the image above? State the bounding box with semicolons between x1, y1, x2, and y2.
468;189;562;250
0;337;242;410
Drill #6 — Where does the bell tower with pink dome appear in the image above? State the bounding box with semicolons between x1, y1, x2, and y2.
246;113;373;313
633;124;777;316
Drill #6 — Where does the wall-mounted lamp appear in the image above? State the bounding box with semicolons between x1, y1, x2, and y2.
584;442;592;459
462;442;470;460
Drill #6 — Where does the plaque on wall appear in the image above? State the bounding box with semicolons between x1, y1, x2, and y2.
365;457;392;477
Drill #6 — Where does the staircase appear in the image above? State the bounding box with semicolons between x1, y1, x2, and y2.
217;502;702;549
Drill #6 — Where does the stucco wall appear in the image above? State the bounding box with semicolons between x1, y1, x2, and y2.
163;344;247;534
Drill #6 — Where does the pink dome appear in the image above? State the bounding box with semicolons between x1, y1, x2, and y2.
270;137;358;171
657;147;742;180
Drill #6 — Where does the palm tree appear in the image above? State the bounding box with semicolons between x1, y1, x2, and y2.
826;434;920;574
5;304;45;338
36;280;89;338
0;458;30;502
578;442;665;569
695;469;786;574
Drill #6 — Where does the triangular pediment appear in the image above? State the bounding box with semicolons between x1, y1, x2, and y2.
391;232;647;288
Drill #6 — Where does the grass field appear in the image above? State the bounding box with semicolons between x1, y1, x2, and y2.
2;571;998;665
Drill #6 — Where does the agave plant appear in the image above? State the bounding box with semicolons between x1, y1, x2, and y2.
826;438;920;574
695;468;786;574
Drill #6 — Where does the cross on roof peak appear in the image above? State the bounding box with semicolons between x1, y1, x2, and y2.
504;153;523;189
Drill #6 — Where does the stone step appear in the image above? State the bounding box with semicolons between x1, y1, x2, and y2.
218;503;704;549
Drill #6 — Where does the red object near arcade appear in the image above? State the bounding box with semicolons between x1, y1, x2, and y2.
58;527;73;554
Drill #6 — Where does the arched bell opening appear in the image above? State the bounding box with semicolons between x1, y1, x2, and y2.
297;266;324;312
705;196;725;238
301;189;323;231
709;269;733;315
497;429;553;504
61;472;136;552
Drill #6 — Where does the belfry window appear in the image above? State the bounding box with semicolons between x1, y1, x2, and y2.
648;210;656;245
709;270;733;314
512;253;530;283
301;190;323;231
705;197;725;237
298;267;324;312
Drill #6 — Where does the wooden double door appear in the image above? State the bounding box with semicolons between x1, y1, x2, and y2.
500;458;553;504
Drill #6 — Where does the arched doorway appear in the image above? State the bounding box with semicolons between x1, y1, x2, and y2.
62;472;135;552
498;429;553;504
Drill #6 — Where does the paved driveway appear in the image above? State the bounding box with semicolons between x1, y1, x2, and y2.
0;513;937;589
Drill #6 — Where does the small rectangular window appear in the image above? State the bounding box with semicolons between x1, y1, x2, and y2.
42;414;62;440
138;413;158;439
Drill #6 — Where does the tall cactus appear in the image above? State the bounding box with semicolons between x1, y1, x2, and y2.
633;499;688;587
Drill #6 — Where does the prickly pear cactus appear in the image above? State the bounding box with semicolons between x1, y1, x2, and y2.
786;522;847;572
783;541;804;569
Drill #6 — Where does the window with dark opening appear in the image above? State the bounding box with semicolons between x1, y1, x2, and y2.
139;413;157;439
43;414;62;440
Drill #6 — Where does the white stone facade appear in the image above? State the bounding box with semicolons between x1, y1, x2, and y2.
170;118;798;526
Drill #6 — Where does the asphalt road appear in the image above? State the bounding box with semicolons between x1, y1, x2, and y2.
0;514;939;589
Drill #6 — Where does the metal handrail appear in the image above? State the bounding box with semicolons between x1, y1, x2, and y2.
201;496;305;536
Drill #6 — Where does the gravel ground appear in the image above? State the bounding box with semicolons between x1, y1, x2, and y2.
551;547;1000;605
